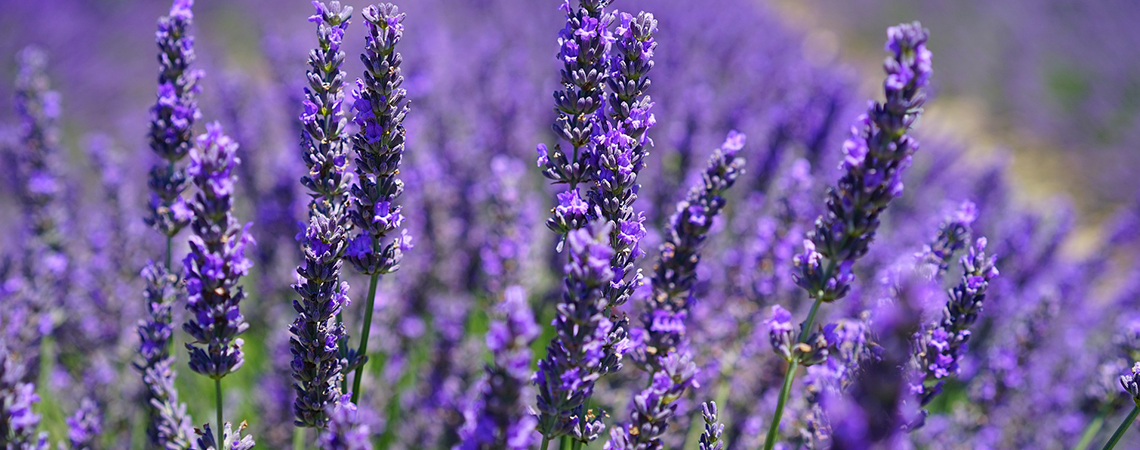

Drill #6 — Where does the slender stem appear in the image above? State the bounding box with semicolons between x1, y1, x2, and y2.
1102;404;1140;450
351;273;381;403
164;235;173;271
797;299;822;342
763;359;799;450
293;427;305;450
215;378;224;448
571;439;583;450
541;437;551;450
1074;402;1115;450
560;436;573;450
762;297;824;450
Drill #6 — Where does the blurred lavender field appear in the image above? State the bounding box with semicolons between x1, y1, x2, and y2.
1;0;1139;449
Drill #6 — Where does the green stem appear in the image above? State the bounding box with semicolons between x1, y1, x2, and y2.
215;378;224;448
1102;404;1140;450
293;427;305;450
351;273;381;403
560;436;573;450
541;437;551;450
164;235;173;271
1074;402;1115;450
763;359;799;450
571;439;583;450
762;297;823;450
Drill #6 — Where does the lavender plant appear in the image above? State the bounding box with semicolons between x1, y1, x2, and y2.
181;123;255;446
761;22;933;450
291;1;353;438
535;221;618;446
457;286;539;450
1;0;1135;449
136;2;202;446
344;2;413;404
606;132;745;449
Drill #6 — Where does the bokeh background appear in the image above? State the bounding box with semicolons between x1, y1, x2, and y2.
1;0;1138;448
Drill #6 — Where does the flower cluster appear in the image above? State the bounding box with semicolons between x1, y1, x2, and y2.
637;132;746;369
145;0;201;238
1;346;48;449
182;123;255;379
290;213;351;427
910;237;999;407
792;21;932;303
604;353;699;450
458;286;540;450
538;0;616;189
319;396;373;450
591;11;657;309
135;264;194;448
345;2;412;275
535;222;618;442
299;0;353;218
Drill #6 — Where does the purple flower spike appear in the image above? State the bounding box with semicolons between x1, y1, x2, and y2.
698;402;724;450
792;22;932;304
182;123;254;380
536;221;618;442
637;132;746;370
291;212;350;427
458;286;540;450
909;237;998;411
345;2;411;276
538;0;617;190
1;346;49;450
136;263;194;449
193;421;255;450
604;353;699;450
300;0;353;217
146;0;203;238
319;396;373;450
65;398;102;449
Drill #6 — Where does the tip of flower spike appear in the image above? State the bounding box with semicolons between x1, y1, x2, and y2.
170;0;194;20
884;21;932;90
722;130;746;155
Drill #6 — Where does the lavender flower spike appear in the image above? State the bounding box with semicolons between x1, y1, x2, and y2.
909;237;999;413
291;212;351;427
193;422;255;450
291;0;353;429
136;263;194;449
344;1;413;404
345;2;411;277
538;0;616;189
592;11;658;309
146;0;202;240
792;21;932;303
764;22;932;450
1;346;48;449
65;398;102;450
608;133;744;450
536;221;617;443
458;286;540;450
300;0;353;217
604;353;699;450
319;396;373;450
182;122;254;379
699;402;725;450
638;132;745;369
